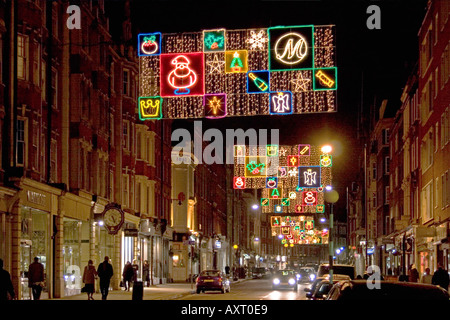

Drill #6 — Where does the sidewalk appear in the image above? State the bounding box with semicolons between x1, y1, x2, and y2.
57;278;249;300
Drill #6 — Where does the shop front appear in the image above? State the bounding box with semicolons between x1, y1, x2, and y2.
57;192;92;298
15;181;61;300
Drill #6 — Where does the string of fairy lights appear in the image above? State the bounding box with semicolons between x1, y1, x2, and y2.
138;25;337;120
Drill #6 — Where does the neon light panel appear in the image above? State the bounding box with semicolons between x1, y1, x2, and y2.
270;91;293;114
274;32;308;65
138;97;163;120
247;30;268;50
315;70;335;88
203;29;225;52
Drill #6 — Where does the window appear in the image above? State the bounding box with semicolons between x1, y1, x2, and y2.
422;129;433;171
109;170;114;201
40;134;46;179
382;129;389;145
441;113;446;148
422;182;433;222
385;186;390;205
52;2;58;39
435;122;439;152
51;68;58;109
123;69;130;96
372;193;377;209
384;156;390;175
136;129;142;159
17;34;29;80
435;177;439;209
123;175;129;207
123;120;130;150
110;115;115;146
372;162;377;180
33;41;40;85
41;60;46;101
32;121;39;170
16;118;27;166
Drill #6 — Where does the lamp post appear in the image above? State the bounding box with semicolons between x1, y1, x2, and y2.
325;188;339;283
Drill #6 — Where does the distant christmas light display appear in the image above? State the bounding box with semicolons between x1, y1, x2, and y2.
234;144;332;216
138;25;337;119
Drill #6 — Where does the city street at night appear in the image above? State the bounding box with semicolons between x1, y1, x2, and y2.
0;0;449;315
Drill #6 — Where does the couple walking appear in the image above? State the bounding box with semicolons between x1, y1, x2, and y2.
82;256;114;300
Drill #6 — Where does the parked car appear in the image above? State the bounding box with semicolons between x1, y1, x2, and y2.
305;275;351;300
296;267;316;283
196;270;230;294
326;280;450;300
272;269;298;291
317;263;356;280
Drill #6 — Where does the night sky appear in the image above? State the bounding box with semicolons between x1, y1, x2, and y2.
118;0;428;220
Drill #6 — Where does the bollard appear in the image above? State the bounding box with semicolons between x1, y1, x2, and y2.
132;281;143;300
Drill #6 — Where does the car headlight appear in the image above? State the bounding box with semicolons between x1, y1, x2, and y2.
288;278;296;285
296;274;301;280
273;278;281;285
309;274;316;281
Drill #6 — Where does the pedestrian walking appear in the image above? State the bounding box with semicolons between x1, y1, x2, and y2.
225;266;230;277
97;256;114;300
82;260;98;300
432;263;450;290
0;259;15;300
408;264;419;282
132;260;139;282
142;260;150;287
122;261;134;291
28;257;45;300
421;267;432;284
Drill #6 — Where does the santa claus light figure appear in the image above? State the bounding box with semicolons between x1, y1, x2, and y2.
168;55;197;95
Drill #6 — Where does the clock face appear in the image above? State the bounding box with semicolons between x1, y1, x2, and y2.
104;209;123;227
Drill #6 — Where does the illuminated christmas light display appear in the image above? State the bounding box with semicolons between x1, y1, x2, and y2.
204;93;227;118
270;216;328;245
203;29;226;52
160;53;204;97
138;25;337;119
138;96;163;120
138;33;162;56
233;144;332;215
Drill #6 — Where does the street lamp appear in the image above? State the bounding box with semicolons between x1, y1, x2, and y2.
321;145;333;154
324;188;339;283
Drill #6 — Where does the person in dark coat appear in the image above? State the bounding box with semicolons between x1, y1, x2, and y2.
82;260;98;300
142;260;150;287
122;261;134;291
97;256;114;300
408;264;419;282
132;260;139;283
432;263;450;290
0;259;15;300
28;257;45;300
